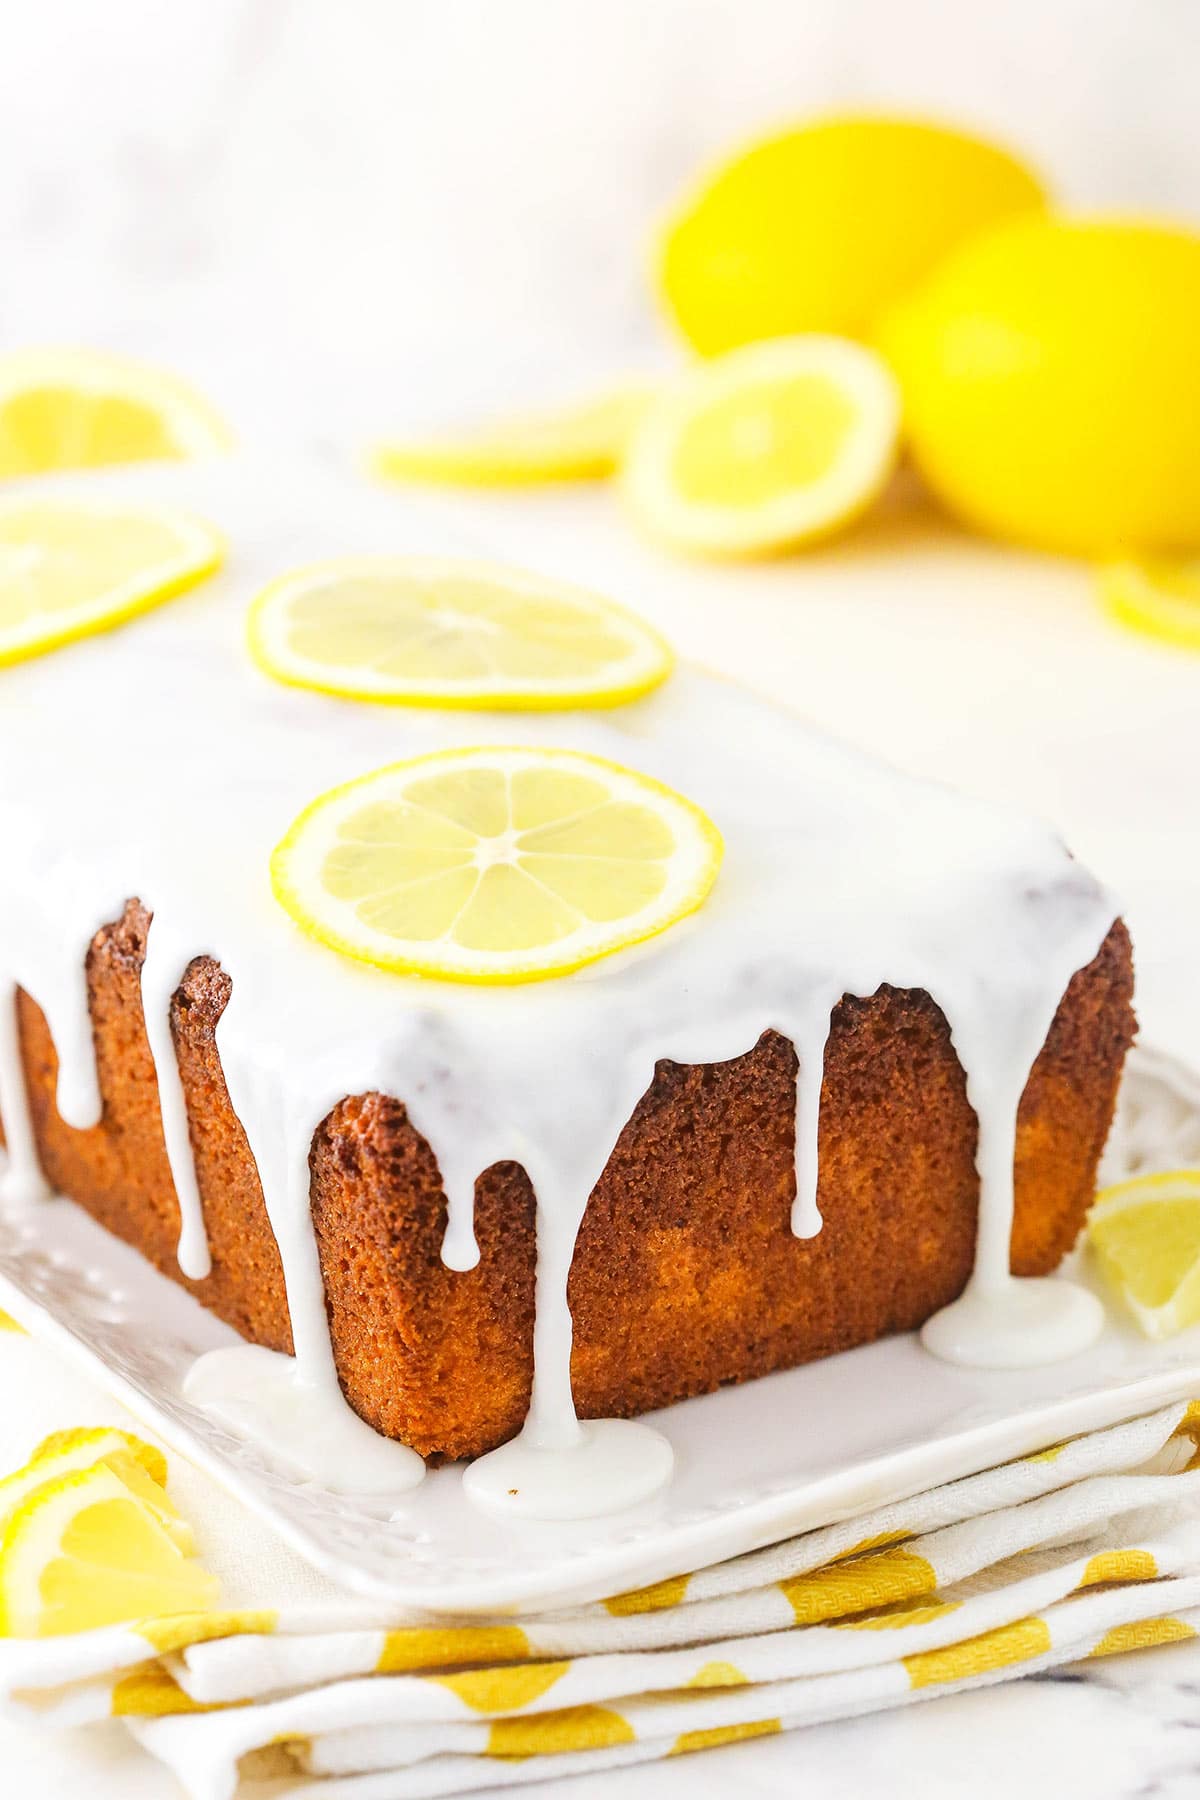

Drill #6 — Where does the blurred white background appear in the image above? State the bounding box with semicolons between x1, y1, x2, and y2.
2;0;1198;437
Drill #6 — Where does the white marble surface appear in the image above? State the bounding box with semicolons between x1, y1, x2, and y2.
3;3;1200;1791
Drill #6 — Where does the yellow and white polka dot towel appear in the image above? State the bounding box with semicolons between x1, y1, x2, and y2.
3;1327;1200;1800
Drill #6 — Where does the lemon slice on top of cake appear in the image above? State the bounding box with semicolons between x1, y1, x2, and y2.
271;746;723;983
248;555;673;709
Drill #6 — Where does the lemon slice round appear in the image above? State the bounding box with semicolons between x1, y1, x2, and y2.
248;555;673;711
271;746;723;983
1100;561;1200;652
1088;1169;1200;1339
0;348;232;478
622;337;900;557
371;384;652;486
0;498;223;667
0;1459;217;1636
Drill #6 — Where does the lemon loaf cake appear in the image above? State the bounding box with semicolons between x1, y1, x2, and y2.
0;462;1134;1506
6;903;1132;1461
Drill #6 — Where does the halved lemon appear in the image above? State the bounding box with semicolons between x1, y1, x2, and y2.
271;746;723;983
0;348;232;478
0;1460;217;1636
0;498;223;667
622;337;900;556
1100;561;1200;652
248;556;673;710
1088;1169;1200;1339
371;384;652;486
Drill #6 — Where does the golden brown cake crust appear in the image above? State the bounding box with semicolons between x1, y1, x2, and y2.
3;901;1135;1461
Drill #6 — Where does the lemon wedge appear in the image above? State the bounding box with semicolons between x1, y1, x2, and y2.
1088;1169;1200;1339
0;1460;217;1636
248;555;673;710
622;337;900;556
0;348;232;478
1100;561;1200;652
271;746;723;983
0;498;222;667
10;1427;168;1498
0;1429;191;1553
372;385;652;486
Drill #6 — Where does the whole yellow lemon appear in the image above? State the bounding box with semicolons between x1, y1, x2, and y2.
879;217;1200;555
658;116;1045;353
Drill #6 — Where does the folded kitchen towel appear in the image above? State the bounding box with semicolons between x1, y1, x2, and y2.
2;1352;1200;1800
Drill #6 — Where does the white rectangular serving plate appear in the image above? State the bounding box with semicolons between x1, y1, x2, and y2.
2;1182;1199;1617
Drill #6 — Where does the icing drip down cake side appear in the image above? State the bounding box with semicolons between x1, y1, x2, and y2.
0;461;1136;1500
8;903;1132;1460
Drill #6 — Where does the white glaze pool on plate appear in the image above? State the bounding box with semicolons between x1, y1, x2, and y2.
0;455;1120;1517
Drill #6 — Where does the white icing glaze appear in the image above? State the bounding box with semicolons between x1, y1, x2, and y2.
920;1276;1104;1368
464;1418;675;1520
182;1343;424;1494
0;457;1121;1514
0;980;50;1204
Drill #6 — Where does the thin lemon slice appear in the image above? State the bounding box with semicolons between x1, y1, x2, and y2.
0;498;222;667
0;1460;217;1636
272;746;723;983
0;1430;191;1554
622;336;900;556
1100;561;1200;652
371;384;653;486
0;348;232;479
248;556;673;710
1088;1169;1200;1339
